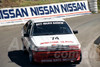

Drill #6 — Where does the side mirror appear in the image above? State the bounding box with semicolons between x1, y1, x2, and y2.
24;34;29;37
73;30;78;34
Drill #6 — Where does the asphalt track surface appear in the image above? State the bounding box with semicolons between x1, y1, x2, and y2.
0;14;100;67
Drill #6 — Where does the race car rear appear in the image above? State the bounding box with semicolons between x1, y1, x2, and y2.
21;18;82;64
33;49;81;63
30;35;82;63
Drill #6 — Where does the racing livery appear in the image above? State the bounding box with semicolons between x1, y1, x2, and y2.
21;18;82;63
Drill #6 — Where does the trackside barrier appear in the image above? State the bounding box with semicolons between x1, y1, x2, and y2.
89;0;98;13
0;1;91;26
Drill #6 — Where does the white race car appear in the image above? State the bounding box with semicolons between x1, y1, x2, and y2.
21;18;82;64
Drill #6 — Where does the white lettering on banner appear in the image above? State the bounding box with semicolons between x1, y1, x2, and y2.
0;1;91;26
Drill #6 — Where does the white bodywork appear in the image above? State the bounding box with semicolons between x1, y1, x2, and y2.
31;34;80;47
21;18;81;51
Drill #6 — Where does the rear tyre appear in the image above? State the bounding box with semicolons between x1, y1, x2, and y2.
74;53;82;64
29;50;34;64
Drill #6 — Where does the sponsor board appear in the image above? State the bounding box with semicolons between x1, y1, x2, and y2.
0;1;91;26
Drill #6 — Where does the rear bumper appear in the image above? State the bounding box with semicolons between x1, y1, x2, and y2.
32;50;81;63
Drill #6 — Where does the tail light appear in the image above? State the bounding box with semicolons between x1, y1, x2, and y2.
31;44;81;51
69;44;81;50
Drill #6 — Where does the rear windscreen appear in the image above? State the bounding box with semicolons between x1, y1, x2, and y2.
31;21;72;36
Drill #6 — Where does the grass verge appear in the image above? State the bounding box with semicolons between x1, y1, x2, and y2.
1;0;80;8
98;0;100;13
96;46;100;57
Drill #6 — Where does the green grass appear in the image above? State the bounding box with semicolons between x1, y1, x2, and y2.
98;0;100;13
20;0;80;6
1;0;80;8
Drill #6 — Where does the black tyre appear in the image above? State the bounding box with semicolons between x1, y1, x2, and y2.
29;50;34;64
74;53;82;64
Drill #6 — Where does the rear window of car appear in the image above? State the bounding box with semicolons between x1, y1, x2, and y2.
31;21;72;36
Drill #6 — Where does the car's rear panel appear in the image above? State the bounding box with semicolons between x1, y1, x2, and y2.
33;50;81;63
